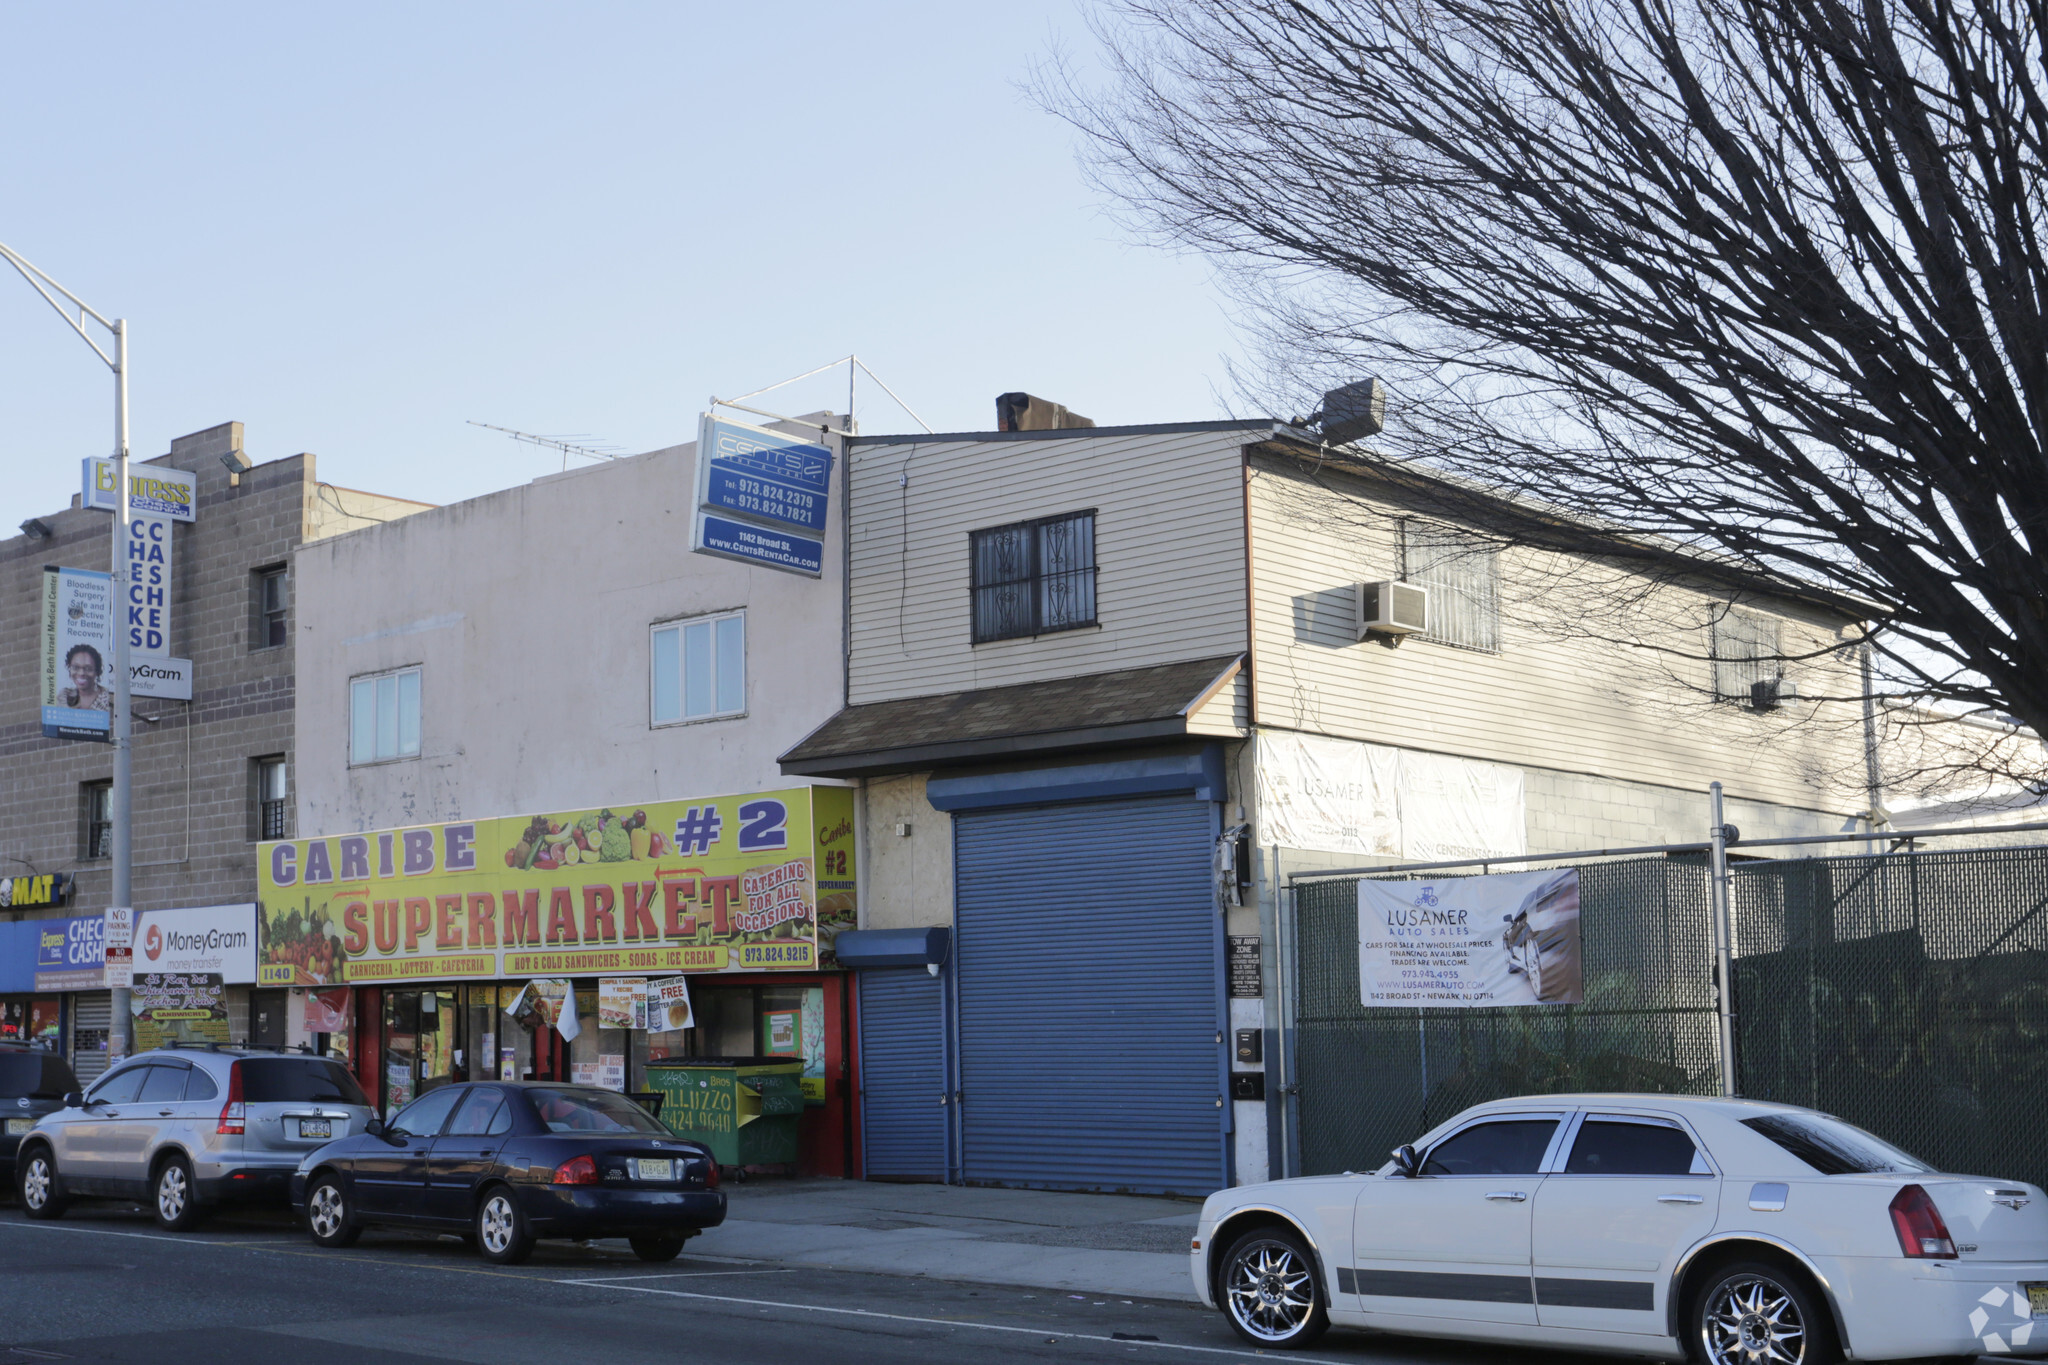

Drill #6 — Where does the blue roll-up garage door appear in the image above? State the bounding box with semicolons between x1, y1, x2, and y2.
954;795;1224;1195
858;968;948;1180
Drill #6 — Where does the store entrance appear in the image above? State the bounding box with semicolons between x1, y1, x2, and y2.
374;983;569;1112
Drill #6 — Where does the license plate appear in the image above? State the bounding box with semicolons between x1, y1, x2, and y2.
297;1119;332;1139
634;1158;673;1182
4;1118;31;1136
2026;1283;2048;1319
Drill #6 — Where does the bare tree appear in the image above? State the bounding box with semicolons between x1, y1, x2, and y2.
1045;0;2048;794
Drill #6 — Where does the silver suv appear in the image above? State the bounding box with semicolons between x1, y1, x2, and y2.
15;1046;374;1230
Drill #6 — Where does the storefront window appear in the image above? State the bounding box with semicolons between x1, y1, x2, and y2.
0;1000;61;1050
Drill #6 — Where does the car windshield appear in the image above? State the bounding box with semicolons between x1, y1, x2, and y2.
238;1058;369;1106
1742;1112;1933;1175
527;1087;667;1134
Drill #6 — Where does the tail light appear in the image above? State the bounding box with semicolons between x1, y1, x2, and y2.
1890;1184;1957;1258
217;1061;245;1135
704;1159;721;1190
552;1154;599;1185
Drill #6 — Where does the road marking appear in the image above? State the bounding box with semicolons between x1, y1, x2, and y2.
0;1221;298;1247
558;1268;791;1282
557;1278;1357;1364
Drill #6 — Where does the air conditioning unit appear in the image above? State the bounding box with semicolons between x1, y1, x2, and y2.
1750;677;1798;710
1357;581;1429;639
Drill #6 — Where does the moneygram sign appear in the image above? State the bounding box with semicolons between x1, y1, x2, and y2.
133;905;259;982
258;786;858;985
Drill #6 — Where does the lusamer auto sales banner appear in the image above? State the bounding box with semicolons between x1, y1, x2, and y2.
258;786;857;984
1357;868;1584;1007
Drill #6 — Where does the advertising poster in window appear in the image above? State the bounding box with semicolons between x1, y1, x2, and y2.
259;786;856;984
39;566;115;742
131;972;229;1050
1356;868;1583;1007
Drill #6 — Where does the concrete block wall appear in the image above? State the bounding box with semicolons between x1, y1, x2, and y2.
0;428;420;940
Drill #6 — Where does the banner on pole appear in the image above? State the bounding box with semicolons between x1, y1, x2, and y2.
1357;868;1582;1007
40;567;114;741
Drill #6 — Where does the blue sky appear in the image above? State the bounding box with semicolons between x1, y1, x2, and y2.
0;3;1241;527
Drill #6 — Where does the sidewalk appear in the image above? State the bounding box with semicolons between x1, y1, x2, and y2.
686;1178;1204;1302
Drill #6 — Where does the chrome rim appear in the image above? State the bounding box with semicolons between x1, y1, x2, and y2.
479;1194;515;1254
1703;1274;1807;1364
21;1156;50;1210
308;1183;345;1239
157;1165;188;1222
1224;1239;1316;1342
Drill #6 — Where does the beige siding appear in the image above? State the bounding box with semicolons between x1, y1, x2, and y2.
847;429;1250;704
1187;663;1250;737
1247;457;1866;813
861;774;955;928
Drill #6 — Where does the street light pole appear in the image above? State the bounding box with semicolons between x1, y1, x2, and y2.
0;241;133;1060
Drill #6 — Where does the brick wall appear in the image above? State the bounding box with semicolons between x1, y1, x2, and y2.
0;430;379;939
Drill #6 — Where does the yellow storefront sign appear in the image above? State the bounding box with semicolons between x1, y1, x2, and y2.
258;787;856;984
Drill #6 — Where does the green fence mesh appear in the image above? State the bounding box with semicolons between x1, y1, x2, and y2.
1293;846;2048;1187
1293;857;1718;1176
1732;848;2048;1190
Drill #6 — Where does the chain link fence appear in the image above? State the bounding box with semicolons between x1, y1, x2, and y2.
1292;857;1718;1176
1291;845;2048;1188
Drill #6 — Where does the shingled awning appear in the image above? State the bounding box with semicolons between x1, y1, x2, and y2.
778;653;1244;779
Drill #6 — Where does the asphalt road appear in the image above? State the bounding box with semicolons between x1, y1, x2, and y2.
0;1199;1827;1365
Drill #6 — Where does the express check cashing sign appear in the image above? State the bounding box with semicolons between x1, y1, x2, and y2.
690;414;832;577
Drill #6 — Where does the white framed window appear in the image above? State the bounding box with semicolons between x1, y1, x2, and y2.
1711;607;1781;703
650;611;745;725
1401;521;1500;653
350;667;421;764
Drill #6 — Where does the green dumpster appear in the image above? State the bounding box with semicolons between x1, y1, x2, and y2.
644;1056;805;1167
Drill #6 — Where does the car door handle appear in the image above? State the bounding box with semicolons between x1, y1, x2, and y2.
158;1110;174;1117
1658;1193;1705;1204
1485;1190;1528;1202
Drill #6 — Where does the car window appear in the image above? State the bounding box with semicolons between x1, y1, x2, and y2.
43;1055;78;1096
486;1099;513;1136
527;1087;669;1134
1742;1112;1932;1175
138;1065;189;1103
239;1058;370;1106
389;1086;464;1138
183;1068;219;1102
88;1065;149;1105
0;1054;48;1096
445;1088;505;1137
1422;1119;1558;1175
1565;1119;1703;1175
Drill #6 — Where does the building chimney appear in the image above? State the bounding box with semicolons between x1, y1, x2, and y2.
996;393;1096;433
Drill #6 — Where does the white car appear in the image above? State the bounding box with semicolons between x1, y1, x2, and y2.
1192;1094;2048;1361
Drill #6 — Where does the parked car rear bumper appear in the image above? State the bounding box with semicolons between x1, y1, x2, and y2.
518;1185;727;1238
1818;1254;2048;1358
193;1150;305;1206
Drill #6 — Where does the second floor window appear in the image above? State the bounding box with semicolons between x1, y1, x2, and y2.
1402;521;1500;653
1711;607;1781;703
82;781;112;859
255;567;288;649
651;612;745;724
350;667;421;764
256;757;288;840
970;510;1097;644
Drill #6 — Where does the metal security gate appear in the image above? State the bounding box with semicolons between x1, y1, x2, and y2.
953;796;1226;1196
858;967;948;1180
70;993;112;1085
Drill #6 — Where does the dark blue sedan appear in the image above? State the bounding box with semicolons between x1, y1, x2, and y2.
289;1081;724;1264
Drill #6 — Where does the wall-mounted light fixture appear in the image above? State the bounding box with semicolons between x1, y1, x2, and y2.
18;518;51;540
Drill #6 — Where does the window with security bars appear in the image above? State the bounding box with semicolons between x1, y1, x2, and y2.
82;781;112;859
1401;522;1500;652
1711;607;1781;702
970;511;1097;643
256;756;288;840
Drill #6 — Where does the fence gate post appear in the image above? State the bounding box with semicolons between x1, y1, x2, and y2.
1708;782;1738;1097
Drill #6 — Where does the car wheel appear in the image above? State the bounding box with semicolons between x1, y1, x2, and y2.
17;1148;67;1220
1218;1225;1329;1349
1690;1260;1840;1365
475;1186;534;1265
630;1234;687;1262
153;1156;205;1232
305;1175;362;1249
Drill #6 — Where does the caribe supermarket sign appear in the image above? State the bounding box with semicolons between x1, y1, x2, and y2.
257;786;857;985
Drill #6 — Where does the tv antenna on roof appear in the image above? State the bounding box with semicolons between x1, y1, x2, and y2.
467;421;624;471
710;355;934;435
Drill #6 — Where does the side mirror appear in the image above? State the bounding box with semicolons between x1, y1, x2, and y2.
1390;1144;1420;1178
365;1117;389;1140
62;1091;85;1110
